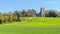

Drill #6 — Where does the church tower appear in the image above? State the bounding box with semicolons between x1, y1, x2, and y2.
40;7;45;17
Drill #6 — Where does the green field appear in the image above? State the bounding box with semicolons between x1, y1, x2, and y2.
0;17;60;34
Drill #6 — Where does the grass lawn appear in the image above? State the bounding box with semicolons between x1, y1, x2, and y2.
0;17;60;34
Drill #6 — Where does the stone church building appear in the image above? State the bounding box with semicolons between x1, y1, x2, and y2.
40;7;45;17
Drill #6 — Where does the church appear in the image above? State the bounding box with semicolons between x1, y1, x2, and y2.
36;7;45;17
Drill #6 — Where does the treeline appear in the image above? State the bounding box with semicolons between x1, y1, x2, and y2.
45;10;59;17
0;9;60;24
0;9;36;24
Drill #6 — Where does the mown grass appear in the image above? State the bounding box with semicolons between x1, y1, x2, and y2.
0;17;60;34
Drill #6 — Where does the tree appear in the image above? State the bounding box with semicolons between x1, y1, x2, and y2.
3;13;9;23
31;9;36;16
27;9;36;17
8;12;13;22
45;10;50;17
0;12;3;24
22;10;27;17
45;10;57;17
14;10;21;22
57;12;60;17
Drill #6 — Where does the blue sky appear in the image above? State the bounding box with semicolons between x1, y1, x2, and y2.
41;0;60;11
0;0;60;13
